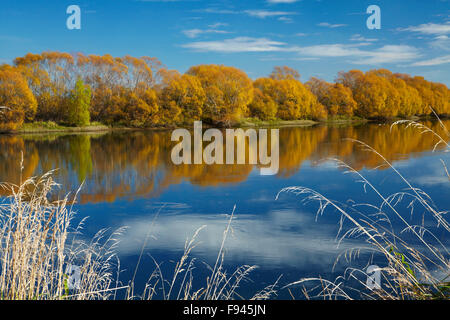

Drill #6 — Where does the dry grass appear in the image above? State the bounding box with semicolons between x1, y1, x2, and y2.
0;175;276;300
0;166;124;300
128;206;279;300
279;116;450;300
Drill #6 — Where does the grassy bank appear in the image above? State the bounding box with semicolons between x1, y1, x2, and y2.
4;114;448;135
238;118;318;128
16;121;112;134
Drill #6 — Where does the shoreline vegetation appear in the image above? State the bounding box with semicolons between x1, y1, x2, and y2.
7;114;448;134
8;115;442;134
0;52;449;133
11;118;342;134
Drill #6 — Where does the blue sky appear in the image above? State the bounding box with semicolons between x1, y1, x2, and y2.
1;0;450;85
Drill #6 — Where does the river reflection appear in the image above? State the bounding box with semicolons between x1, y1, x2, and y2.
0;122;449;298
0;121;448;202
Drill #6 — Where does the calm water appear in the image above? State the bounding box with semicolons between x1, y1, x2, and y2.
0;121;449;299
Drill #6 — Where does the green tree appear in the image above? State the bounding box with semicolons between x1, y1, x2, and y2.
67;78;91;127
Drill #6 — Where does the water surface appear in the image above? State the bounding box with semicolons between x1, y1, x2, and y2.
0;121;449;298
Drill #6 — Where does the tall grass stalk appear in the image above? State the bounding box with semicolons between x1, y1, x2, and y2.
137;206;278;300
0;171;123;300
0;170;275;300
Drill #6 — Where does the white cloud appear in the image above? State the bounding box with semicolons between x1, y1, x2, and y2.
182;22;231;39
244;10;296;19
194;8;239;15
208;22;228;28
318;22;347;28
182;37;288;52
411;55;450;66
116;210;360;268
297;44;362;57
182;35;420;65
267;0;300;3
278;16;294;23
361;45;420;64
182;28;230;38
296;44;421;65
430;35;450;51
196;8;297;20
399;22;450;35
350;34;378;42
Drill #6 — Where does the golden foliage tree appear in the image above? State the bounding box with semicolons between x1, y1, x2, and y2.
187;64;254;125
4;52;450;129
14;52;74;122
269;66;301;81
307;77;356;116
0;65;37;131
248;78;278;120
159;73;206;125
273;78;325;120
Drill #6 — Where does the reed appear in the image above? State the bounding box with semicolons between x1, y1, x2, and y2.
131;206;278;300
0;167;123;300
279;117;449;300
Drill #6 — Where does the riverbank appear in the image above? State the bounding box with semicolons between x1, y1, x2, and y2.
238;119;318;128
3;115;445;135
2;119;333;134
15;121;112;134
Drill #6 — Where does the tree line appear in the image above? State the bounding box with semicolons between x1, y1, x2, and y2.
0;52;449;131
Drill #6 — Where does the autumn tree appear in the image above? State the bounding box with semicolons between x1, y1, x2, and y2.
76;53;127;122
74;53;165;126
429;82;449;115
269;66;301;81
248;78;278;120
14;52;74;122
159;73;205;125
273;78;325;120
390;76;422;117
0;65;37;131
305;77;330;100
121;87;159;127
353;73;400;118
306;77;356;116
336;70;365;92
337;70;401;118
6;52;450;127
187;65;254;125
249;89;278;121
250;72;327;121
327;84;356;116
399;74;450;115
